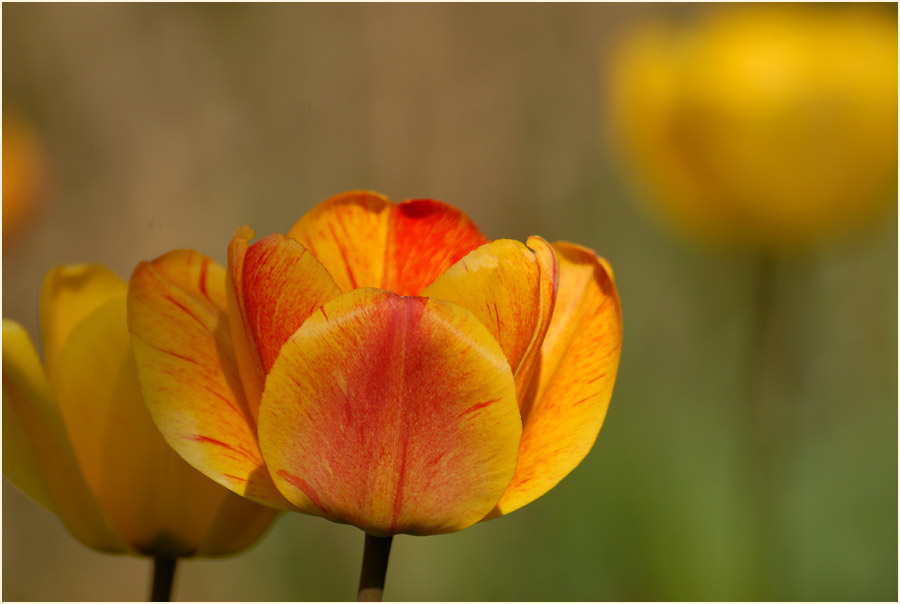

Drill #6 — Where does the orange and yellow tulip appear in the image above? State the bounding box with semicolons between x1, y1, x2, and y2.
128;191;622;537
3;264;279;558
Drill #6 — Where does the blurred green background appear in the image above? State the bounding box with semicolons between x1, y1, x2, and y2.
3;3;896;601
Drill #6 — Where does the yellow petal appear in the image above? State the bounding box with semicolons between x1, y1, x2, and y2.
422;237;558;401
226;226;342;421
51;294;273;556
40;264;126;372
491;243;623;517
127;250;293;510
196;493;281;556
2;319;128;553
258;289;522;536
287;191;489;295
3;372;55;511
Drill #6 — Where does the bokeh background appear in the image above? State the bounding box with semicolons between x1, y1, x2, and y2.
3;3;896;601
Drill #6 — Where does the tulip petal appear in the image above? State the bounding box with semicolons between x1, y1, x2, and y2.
225;226;265;419
258;289;522;536
227;226;342;419
286;191;392;292
2;319;128;552
287;191;489;295
128;250;293;510
40;264;126;371
3;373;55;512
196;493;281;556
491;243;623;517
382;199;491;295
422;237;558;400
51;295;252;555
517;236;560;398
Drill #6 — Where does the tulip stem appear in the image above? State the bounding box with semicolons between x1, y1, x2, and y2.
748;256;776;431
357;533;394;602
746;254;779;599
150;556;178;602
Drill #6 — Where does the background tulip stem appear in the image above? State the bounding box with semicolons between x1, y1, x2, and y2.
357;533;394;602
149;556;178;602
748;255;776;430
746;254;780;599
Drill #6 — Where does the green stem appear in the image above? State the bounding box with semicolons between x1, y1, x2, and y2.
150;556;178;602
748;255;777;434
746;254;778;599
357;533;394;602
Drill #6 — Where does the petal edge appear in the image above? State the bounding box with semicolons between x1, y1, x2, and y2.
490;242;622;517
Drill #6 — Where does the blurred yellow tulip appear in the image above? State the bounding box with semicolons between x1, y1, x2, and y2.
3;264;279;560
607;4;898;250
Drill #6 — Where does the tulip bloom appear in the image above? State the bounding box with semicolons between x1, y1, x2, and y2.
3;265;279;598
608;4;898;250
128;191;622;541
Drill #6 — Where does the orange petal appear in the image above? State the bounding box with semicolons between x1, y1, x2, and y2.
287;191;489;295
127;250;293;510
382;199;490;294
258;289;522;536
490;242;623;517
2;319;129;553
422;237;558;400
227;226;342;419
286;191;392;292
39;264;126;372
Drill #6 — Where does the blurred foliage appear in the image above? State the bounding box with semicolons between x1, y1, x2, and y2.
2;3;896;601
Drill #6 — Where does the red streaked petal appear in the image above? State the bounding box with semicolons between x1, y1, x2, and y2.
287;191;489;295
228;226;342;388
287;191;392;292
226;226;266;420
127;250;294;510
490;242;622;517
258;289;522;535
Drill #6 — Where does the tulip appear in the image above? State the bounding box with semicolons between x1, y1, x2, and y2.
128;191;622;599
608;6;896;596
3;264;280;600
607;4;898;250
